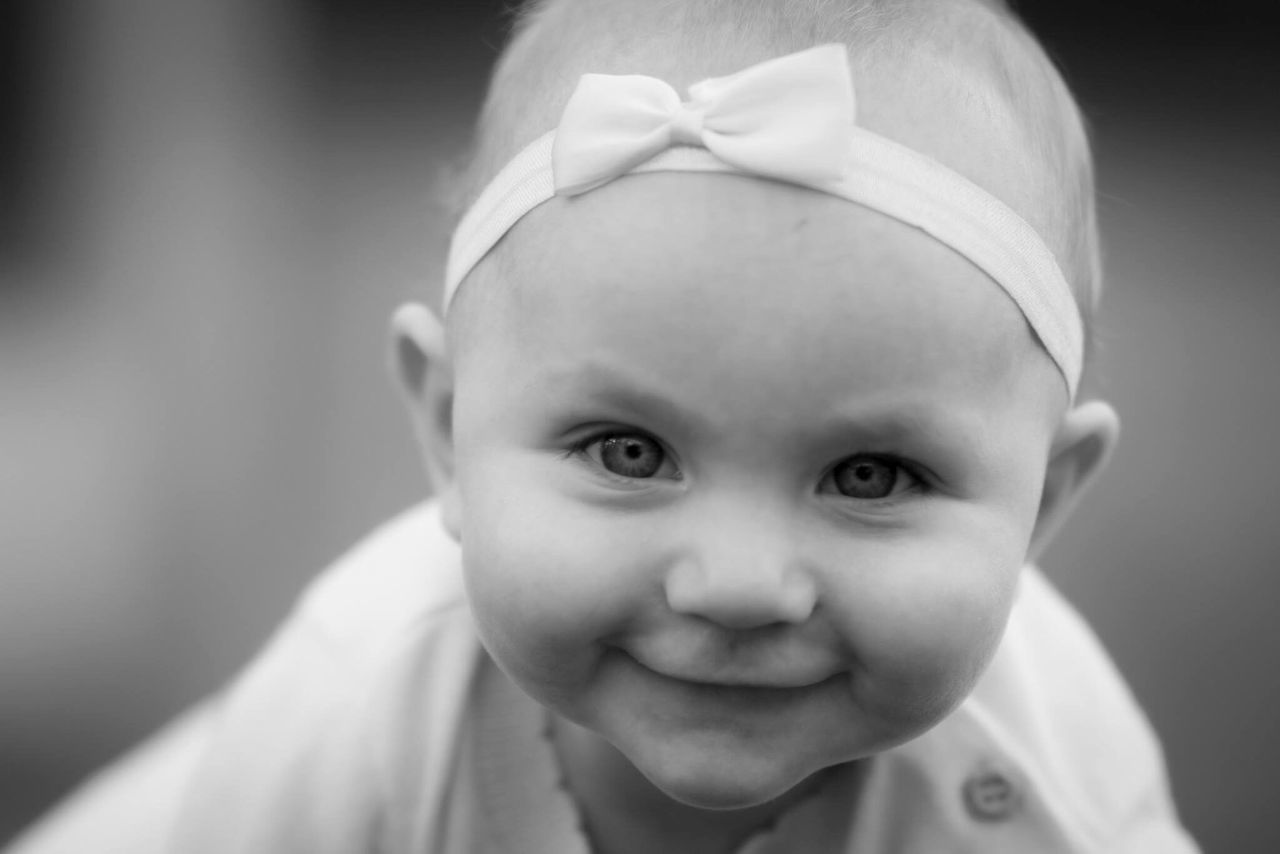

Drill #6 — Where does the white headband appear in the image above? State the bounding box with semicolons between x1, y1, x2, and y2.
445;44;1083;398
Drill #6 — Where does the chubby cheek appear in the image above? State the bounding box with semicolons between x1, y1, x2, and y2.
456;449;657;707
829;528;1024;745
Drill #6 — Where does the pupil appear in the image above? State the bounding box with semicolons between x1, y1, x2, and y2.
599;435;664;478
833;456;896;499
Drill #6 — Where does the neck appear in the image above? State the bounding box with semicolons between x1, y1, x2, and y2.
549;716;835;854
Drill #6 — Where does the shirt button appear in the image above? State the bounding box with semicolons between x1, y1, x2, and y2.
963;765;1021;822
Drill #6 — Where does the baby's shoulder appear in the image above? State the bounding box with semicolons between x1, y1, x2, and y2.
985;566;1155;747
290;500;470;656
950;566;1181;845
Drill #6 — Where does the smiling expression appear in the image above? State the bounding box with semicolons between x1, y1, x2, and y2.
446;172;1066;808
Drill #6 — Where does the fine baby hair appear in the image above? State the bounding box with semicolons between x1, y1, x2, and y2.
451;0;1102;339
446;43;1083;394
8;1;1200;852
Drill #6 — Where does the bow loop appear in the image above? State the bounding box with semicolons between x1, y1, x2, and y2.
553;44;855;196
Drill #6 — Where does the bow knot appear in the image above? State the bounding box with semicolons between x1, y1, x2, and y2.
668;102;706;147
552;44;856;196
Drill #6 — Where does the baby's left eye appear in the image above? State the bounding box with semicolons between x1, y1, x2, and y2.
823;454;919;500
578;432;680;480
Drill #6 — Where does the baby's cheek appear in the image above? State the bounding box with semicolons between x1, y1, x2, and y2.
837;538;1021;727
464;522;584;641
459;483;650;679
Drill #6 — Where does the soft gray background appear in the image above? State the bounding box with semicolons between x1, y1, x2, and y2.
2;2;1276;850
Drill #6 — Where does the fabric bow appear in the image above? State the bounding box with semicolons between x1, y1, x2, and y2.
552;44;856;196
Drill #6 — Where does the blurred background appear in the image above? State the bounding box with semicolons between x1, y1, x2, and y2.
1;1;1275;850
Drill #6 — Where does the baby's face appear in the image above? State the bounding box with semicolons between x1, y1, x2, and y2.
448;173;1066;808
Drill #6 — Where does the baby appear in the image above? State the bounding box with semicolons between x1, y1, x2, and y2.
10;0;1200;852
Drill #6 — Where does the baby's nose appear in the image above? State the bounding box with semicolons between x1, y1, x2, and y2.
663;532;817;630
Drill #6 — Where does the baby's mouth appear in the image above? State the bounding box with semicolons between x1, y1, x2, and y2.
619;646;842;692
612;649;848;720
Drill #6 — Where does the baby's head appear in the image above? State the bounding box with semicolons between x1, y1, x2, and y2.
394;0;1118;813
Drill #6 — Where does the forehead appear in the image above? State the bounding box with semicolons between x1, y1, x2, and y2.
463;173;1059;418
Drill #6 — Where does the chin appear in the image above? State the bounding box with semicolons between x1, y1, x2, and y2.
633;742;815;811
655;778;783;814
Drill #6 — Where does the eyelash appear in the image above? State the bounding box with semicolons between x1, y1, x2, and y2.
566;428;930;501
565;428;682;483
819;453;929;503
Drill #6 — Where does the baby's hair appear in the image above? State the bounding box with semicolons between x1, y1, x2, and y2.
445;0;1100;370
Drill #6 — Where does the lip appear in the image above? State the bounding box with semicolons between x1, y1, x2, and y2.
620;649;842;692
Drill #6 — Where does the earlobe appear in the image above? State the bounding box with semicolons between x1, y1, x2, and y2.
1027;399;1121;562
390;303;460;539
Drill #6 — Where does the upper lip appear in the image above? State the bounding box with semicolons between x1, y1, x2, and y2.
622;649;840;690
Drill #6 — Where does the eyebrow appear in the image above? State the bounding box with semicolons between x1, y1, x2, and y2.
817;407;999;477
814;405;988;445
546;360;717;436
541;358;994;455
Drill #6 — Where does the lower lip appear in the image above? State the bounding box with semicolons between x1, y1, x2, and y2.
618;651;842;708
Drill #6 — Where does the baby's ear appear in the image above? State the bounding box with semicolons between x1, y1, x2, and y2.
390;303;461;541
1027;400;1120;562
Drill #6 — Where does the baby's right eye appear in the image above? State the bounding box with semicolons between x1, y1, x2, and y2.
579;433;679;480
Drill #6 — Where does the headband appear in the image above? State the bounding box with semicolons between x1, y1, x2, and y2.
445;44;1083;398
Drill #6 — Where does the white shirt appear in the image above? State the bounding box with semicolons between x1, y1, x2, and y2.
9;502;1200;853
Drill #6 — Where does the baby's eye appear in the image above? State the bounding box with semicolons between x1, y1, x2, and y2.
582;433;676;480
825;454;918;500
